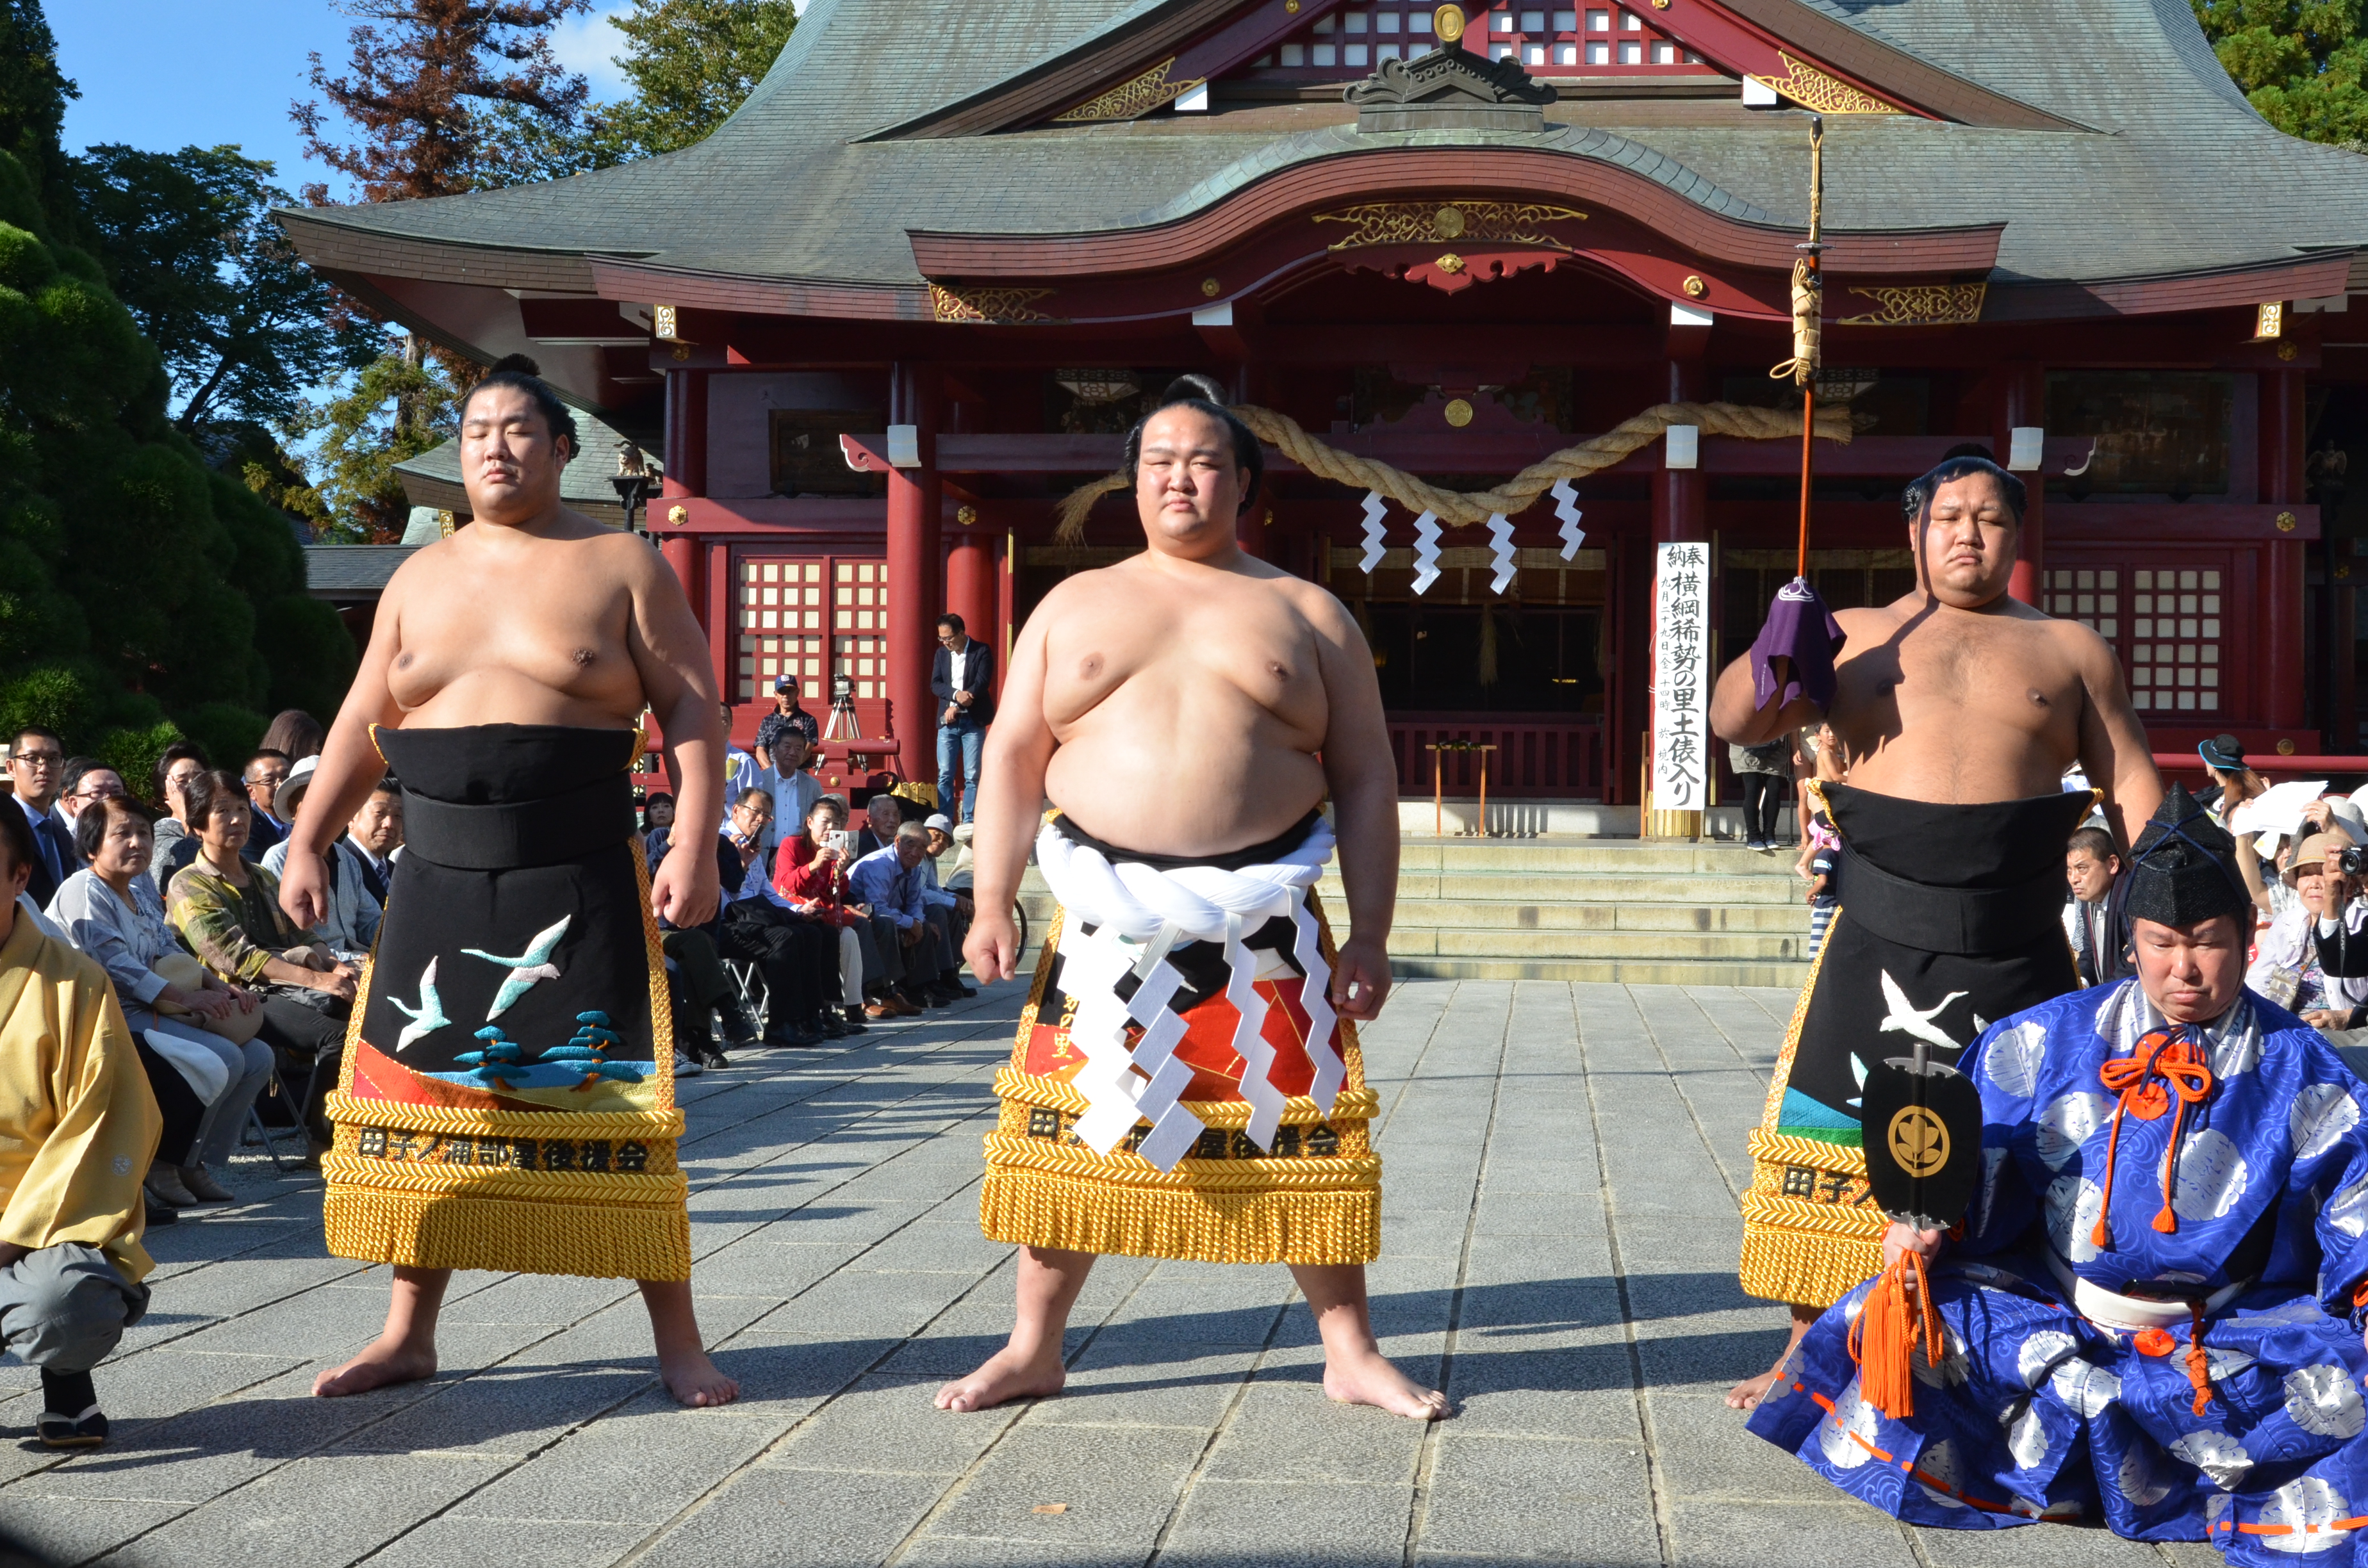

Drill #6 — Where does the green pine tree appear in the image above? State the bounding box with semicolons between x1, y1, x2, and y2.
2194;0;2368;143
487;0;796;177
0;17;353;785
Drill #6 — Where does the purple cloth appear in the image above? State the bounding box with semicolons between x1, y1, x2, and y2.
1748;578;1845;712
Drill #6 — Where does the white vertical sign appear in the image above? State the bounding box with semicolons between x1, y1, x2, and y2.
1652;542;1713;810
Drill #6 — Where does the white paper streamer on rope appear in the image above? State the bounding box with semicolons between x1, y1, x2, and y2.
1358;491;1389;573
1410;510;1442;594
1032;818;1340;1171
1550;478;1587;560
1485;512;1517;594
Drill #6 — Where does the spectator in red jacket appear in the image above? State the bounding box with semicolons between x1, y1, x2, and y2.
775;795;902;1020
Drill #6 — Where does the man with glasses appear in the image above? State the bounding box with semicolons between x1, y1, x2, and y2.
240;751;293;862
7;728;76;906
54;762;126;835
931;614;994;826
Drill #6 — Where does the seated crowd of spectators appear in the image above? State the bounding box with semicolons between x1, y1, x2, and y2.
4;715;392;1222
2064;732;2368;1032
0;707;356;1446
650;703;974;1067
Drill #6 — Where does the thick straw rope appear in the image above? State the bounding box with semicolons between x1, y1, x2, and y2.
1054;398;1857;542
1770;257;1823;387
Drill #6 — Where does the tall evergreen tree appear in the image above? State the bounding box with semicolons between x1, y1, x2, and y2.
70;145;381;433
0;120;354;783
2194;0;2368;143
492;0;796;175
293;0;593;204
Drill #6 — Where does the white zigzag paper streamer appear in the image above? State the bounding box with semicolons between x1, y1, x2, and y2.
1223;913;1289;1150
1058;920;1203;1167
1410;510;1442;594
1486;512;1516;595
1358;490;1388;573
1550;478;1586;560
1030;819;1340;1170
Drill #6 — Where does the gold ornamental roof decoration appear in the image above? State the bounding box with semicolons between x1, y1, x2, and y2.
1750;53;1901;115
1835;282;1987;327
929;283;1063;325
1051;57;1206;123
1313;200;1589;251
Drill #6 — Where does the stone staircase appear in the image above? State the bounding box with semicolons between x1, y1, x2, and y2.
1011;835;1817;988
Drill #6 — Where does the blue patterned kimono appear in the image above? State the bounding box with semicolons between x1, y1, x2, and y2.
1750;978;2368;1558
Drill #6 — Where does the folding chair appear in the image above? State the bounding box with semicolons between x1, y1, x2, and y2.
721;956;769;1038
243;1054;314;1173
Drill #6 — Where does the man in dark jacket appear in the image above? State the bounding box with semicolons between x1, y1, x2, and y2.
931;614;994;826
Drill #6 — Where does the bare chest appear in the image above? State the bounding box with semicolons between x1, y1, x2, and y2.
1834;616;2083;751
1042;580;1323;734
388;553;636;712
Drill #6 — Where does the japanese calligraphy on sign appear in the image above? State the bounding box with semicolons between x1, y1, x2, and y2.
1653;543;1713;810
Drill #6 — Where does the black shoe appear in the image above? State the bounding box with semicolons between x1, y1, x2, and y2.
816;1012;847;1039
145;1202;178;1227
955;983;978;998
718;1006;762;1048
839;1006;868;1033
38;1371;104;1450
696;1043;732;1069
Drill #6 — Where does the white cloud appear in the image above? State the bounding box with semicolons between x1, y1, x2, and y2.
548;4;636;97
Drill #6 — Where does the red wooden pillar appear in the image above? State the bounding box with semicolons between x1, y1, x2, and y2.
705;540;734;723
658;368;709;628
2265;367;2309;731
996;529;1016;698
887;365;942;783
1653;359;1708;544
1996;364;2046;606
945;526;994;664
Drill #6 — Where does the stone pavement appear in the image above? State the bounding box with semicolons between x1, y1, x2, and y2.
0;980;2226;1568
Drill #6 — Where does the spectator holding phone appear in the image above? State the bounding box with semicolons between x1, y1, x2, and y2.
773;795;874;1031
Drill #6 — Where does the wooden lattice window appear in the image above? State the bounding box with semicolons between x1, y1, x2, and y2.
737;559;828;705
1245;1;1700;77
1484;4;1698;69
832;560;892;701
2128;566;2225;716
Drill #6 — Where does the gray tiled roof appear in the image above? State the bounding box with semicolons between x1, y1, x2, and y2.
390;414;659;528
284;0;2368;290
303;545;418;599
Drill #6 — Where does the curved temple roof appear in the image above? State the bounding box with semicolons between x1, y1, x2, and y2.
280;0;2368;398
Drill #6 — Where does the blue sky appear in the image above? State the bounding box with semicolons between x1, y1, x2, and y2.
51;0;634;199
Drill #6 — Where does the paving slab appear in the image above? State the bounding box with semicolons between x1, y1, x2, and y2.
0;974;2246;1568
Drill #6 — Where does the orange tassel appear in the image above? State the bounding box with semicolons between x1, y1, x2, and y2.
2184;1302;2215;1417
1848;1250;1941;1421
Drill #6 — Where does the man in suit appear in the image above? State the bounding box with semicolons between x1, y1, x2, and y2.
931;614;994;826
240;751;293;862
6;727;76;907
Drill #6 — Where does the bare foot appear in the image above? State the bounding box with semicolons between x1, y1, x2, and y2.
1725;1367;1783;1410
313;1335;436;1397
1727;1305;1818;1411
935;1344;1065;1412
1322;1347;1452;1420
659;1344;739;1407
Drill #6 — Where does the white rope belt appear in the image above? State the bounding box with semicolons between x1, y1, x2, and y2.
2043;1250;2249;1332
1035;817;1343;1172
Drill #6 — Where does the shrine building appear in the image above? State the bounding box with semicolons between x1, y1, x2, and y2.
282;0;2368;816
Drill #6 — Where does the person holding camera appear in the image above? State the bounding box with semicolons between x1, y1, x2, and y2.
2251;829;2368;1029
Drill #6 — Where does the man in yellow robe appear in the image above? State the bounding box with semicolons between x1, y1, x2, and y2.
0;803;163;1447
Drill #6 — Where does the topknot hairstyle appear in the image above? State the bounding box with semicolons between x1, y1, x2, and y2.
459;353;580;461
1901;453;2026;529
1122;373;1264;518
